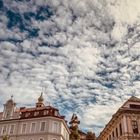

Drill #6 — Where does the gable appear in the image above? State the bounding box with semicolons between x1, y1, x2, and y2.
121;96;140;109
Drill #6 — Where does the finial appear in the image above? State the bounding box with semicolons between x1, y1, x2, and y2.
11;95;13;99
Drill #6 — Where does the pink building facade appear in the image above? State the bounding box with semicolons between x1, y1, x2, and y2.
97;96;140;140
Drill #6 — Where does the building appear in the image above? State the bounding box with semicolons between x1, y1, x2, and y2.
0;93;70;140
69;114;96;140
97;96;140;140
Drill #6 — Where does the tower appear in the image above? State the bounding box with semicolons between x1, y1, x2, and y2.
36;92;45;108
69;114;80;140
69;113;80;127
2;96;16;120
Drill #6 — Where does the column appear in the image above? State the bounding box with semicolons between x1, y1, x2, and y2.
122;115;128;134
127;115;132;134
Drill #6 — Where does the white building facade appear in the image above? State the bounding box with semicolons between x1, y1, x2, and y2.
0;93;70;140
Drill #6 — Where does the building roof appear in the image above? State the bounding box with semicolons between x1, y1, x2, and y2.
19;105;65;120
0;93;66;122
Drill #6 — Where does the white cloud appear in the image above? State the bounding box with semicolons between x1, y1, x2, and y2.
0;0;140;136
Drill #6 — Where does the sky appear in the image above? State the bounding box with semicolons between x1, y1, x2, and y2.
0;0;140;135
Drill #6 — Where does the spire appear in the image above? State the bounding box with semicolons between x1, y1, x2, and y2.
38;92;44;102
36;92;45;108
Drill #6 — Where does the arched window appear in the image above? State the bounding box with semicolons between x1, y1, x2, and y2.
39;138;44;140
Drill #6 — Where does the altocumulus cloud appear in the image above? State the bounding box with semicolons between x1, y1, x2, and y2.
0;0;140;135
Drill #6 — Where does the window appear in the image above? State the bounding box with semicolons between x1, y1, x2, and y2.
112;131;114;138
132;120;139;134
119;123;122;135
109;135;111;140
43;110;48;115
54;111;58;116
34;111;39;116
9;124;15;134
52;122;59;133
40;122;45;131
6;111;10;118
30;123;36;133
63;128;67;140
25;113;30;117
2;125;6;135
116;127;118;137
39;138;44;140
21;123;27;134
130;104;140;109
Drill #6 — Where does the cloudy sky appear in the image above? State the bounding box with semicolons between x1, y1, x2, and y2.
0;0;140;135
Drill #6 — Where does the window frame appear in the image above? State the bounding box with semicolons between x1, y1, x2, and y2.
116;127;118;137
9;124;15;135
52;121;59;133
40;121;46;132
132;120;139;134
30;122;36;133
119;123;122;135
21;123;27;134
1;125;7;135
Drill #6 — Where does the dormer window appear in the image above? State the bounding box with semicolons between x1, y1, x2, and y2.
43;110;48;115
25;112;30;117
54;111;58;116
130;104;140;109
34;111;39;116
